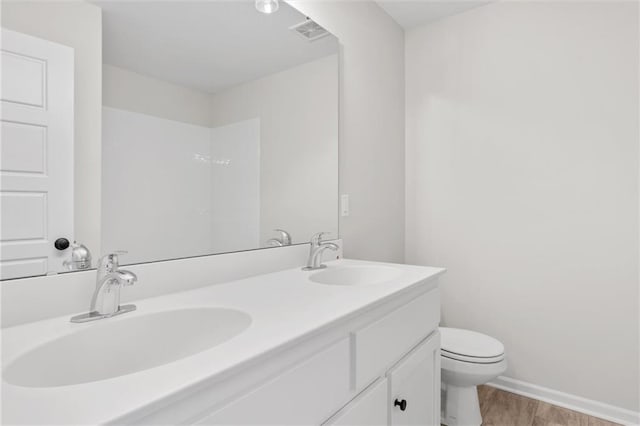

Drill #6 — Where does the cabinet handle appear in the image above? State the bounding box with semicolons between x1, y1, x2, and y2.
394;398;407;411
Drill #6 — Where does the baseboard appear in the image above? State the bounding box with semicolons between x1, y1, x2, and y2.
487;376;640;426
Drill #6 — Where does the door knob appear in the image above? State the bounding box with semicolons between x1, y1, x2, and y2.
394;398;407;411
54;238;70;250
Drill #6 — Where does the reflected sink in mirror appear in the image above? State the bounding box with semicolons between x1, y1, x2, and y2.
3;308;251;388
309;265;402;286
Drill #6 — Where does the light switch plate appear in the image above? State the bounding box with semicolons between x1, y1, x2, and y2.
341;194;350;217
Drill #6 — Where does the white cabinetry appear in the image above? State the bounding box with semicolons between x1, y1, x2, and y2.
157;284;441;426
324;333;441;426
354;290;440;389
388;333;441;426
196;339;351;425
324;379;388;426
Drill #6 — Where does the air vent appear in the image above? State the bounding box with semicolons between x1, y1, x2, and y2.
289;18;330;42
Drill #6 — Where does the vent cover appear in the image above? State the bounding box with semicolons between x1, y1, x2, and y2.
289;18;330;42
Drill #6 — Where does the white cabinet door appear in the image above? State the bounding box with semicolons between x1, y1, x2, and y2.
388;332;441;426
324;379;388;426
0;28;74;279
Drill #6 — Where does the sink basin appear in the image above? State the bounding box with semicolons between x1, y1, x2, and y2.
3;307;251;388
309;265;402;286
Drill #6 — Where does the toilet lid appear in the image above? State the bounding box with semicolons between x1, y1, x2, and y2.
440;327;504;361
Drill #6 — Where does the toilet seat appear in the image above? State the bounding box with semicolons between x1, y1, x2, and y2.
440;327;505;364
442;350;504;364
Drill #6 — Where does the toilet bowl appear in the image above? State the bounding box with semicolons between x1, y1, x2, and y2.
440;327;507;426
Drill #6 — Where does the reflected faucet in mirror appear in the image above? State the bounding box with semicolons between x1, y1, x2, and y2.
303;232;338;271
62;241;93;271
266;229;292;247
70;252;138;323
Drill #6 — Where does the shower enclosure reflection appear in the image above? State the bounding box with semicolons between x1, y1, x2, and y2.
99;1;339;266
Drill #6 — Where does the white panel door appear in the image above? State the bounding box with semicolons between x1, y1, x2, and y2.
388;332;441;426
0;28;74;279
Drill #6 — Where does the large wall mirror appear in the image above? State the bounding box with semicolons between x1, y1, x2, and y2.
1;1;339;279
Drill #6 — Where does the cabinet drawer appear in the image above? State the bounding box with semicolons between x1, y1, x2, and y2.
323;378;388;426
354;288;439;389
196;338;351;425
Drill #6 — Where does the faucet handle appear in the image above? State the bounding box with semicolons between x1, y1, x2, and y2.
310;232;331;246
273;229;291;245
119;270;138;286
98;251;128;271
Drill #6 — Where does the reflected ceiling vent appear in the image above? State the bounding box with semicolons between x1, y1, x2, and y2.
289;18;330;42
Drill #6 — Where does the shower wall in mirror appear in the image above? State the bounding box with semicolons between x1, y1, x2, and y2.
0;0;339;278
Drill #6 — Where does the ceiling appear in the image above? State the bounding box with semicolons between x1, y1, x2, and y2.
94;1;338;94
377;0;491;29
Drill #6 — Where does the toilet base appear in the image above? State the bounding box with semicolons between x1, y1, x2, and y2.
441;382;482;426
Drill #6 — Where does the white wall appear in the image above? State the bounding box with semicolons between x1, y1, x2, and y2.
2;1;102;257
210;55;339;245
103;64;212;127
288;1;406;262
405;1;639;412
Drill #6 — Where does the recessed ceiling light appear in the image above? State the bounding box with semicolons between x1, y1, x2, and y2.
255;0;279;14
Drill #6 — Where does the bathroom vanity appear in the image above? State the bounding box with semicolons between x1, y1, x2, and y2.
2;260;444;425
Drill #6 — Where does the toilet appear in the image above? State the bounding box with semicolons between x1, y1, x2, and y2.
440;327;507;426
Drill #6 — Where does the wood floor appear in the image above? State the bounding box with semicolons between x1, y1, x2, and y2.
477;385;621;426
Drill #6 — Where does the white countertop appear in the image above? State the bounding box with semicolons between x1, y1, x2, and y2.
2;259;444;425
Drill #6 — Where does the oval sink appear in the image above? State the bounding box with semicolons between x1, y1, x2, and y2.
3;307;251;388
309;265;402;286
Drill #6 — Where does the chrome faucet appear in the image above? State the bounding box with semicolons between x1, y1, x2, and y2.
266;229;292;247
70;252;138;323
303;232;338;271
